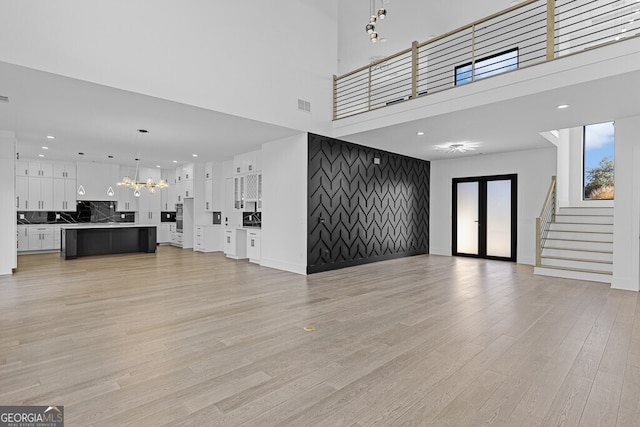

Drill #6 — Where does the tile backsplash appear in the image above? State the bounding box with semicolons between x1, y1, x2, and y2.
17;201;135;224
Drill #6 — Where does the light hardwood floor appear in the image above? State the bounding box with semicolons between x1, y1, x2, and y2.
1;247;639;426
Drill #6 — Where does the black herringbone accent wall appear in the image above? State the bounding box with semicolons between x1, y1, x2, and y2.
307;133;430;274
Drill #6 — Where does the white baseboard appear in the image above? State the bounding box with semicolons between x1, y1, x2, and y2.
260;257;307;275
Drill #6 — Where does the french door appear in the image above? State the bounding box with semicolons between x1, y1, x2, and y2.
452;174;517;261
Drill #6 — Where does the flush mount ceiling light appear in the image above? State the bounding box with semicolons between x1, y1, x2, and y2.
365;0;388;42
434;142;479;154
117;129;168;197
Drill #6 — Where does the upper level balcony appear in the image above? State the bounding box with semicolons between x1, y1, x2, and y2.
333;0;640;121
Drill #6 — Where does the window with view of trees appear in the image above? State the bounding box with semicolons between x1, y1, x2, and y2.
583;122;614;200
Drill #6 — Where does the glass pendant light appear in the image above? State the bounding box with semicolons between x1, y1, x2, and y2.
107;186;115;197
77;184;86;196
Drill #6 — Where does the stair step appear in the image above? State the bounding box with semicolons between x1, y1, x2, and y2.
548;222;613;232
541;256;613;272
546;230;613;242
542;247;613;261
543;238;612;251
557;207;613;216
534;266;612;283
555;214;613;224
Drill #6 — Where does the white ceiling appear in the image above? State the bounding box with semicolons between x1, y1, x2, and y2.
1;0;639;169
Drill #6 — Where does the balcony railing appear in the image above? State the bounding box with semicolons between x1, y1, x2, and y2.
333;0;640;120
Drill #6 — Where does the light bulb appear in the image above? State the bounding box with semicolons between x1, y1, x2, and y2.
366;23;375;34
134;189;141;197
377;8;387;19
107;186;115;197
370;15;377;24
77;185;86;196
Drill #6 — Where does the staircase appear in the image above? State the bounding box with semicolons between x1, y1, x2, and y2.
534;207;613;283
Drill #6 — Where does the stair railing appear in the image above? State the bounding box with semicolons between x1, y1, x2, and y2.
536;176;556;266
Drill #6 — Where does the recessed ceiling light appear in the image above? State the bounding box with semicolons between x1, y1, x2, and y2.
46;135;55;139
42;146;48;150
417;131;425;136
192;154;198;158
156;165;161;168
557;104;569;109
38;154;45;157
172;160;178;163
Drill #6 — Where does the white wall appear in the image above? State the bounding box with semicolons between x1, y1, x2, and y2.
261;133;308;275
430;146;557;265
611;116;640;291
0;1;338;136
0;131;17;274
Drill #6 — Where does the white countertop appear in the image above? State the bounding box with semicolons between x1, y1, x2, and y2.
60;223;157;229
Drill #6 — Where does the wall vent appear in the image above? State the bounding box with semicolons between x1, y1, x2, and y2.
0;95;9;103
298;99;311;113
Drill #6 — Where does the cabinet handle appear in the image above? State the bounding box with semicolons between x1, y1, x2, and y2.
16;196;19;209
251;239;254;247
26;200;28;209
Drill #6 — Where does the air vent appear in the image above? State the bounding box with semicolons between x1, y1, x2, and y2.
297;98;311;113
0;95;9;103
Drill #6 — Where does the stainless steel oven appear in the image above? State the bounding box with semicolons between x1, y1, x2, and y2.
175;203;183;233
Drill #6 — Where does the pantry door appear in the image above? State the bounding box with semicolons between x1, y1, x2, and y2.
452;174;517;261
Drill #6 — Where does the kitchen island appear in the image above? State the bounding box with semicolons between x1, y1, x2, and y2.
61;224;157;260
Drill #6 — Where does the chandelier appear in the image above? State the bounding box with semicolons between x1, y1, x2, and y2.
117;129;168;197
365;0;388;43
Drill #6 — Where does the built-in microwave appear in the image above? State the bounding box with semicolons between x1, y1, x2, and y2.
175;203;183;233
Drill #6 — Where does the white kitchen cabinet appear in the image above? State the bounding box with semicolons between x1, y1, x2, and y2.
17;226;29;251
16;160;29;177
28;226;54;251
53;177;77;211
159;223;172;244
160;169;176;211
116;166;137;211
137;211;160;225
53;163;76;179
246;229;261;263
183;180;194;199
233;151;261;175
224;228;247;259
176;181;185;203
28;161;53;178
171;228;183;247
28;176;54;211
204;179;214;212
183;164;194;181
194;225;221;252
16;175;29;210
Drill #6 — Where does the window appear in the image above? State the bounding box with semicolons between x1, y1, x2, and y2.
583;122;615;200
455;48;519;85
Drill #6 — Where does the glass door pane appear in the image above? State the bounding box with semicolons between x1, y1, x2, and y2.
486;180;512;258
456;181;479;255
